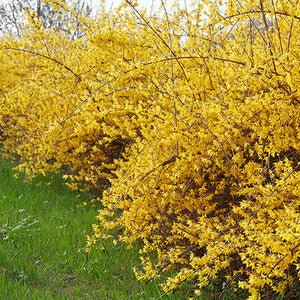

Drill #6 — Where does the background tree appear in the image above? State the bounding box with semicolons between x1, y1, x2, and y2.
0;0;93;38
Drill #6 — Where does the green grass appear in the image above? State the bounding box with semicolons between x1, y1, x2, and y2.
0;158;247;299
0;159;193;299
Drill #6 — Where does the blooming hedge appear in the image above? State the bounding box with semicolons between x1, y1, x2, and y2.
1;0;300;298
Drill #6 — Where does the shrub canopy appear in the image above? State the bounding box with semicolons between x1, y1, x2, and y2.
1;0;300;298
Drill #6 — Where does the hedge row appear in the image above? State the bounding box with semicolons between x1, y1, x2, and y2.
1;0;300;298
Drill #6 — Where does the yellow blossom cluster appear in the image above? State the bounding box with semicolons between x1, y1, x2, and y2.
1;0;300;298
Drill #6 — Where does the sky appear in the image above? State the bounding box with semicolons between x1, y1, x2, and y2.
91;0;204;15
0;0;208;21
0;0;210;37
93;0;196;9
0;0;204;14
102;0;162;10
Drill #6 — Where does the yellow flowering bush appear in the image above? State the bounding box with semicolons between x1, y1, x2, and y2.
1;0;300;298
0;1;162;190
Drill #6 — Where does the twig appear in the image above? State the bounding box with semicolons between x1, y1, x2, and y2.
247;163;300;225
6;47;82;83
139;155;177;181
125;0;189;82
264;241;300;279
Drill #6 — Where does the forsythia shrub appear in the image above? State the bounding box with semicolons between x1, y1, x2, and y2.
0;0;165;190
1;0;300;298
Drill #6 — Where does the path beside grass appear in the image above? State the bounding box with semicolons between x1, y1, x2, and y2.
0;159;205;299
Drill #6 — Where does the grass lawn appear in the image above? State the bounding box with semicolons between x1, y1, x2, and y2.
0;158;247;299
0;159;192;299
